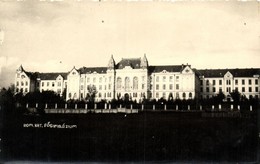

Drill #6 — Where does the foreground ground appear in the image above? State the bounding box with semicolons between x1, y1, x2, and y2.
1;111;258;162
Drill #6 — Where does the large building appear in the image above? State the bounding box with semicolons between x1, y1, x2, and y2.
14;55;260;102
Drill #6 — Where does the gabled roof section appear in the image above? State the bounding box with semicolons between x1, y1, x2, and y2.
116;58;141;69
37;73;68;80
78;67;107;74
149;65;185;73
198;68;260;78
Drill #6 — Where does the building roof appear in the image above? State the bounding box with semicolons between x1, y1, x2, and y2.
149;65;186;73
37;72;68;80
116;58;141;69
198;68;260;78
78;67;107;74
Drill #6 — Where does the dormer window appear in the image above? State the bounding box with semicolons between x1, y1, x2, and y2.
21;75;25;79
72;72;76;75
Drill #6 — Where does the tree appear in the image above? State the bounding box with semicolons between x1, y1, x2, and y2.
230;89;241;104
215;91;225;104
86;85;97;102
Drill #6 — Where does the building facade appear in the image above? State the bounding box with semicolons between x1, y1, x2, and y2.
14;55;260;101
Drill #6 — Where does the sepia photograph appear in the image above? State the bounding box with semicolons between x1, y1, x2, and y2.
0;0;259;163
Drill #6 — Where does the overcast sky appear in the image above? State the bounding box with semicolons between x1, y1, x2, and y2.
0;1;260;88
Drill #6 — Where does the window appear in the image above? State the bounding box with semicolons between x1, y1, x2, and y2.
189;92;192;98
52;82;55;87
57;89;61;94
125;77;130;91
176;93;179;99
249;87;252;92
213;80;215;85
117;77;122;89
20;88;23;92
42;82;44;87
235;80;238;85
163;84;166;90
58;82;61;87
219;80;222;85
249;79;252;85
226;80;231;85
142;84;145;90
47;82;49;87
176;76;179;81
163;92;166;99
242;87;245;92
25;88;28;92
242;79;245;85
25;81;28;86
99;85;102;90
206;87;209;92
81;78;84;83
169;84;173;90
99;77;102;83
206;80;209;86
255;79;258;85
256;87;258;92
142;76;145;82
156;76;159;82
156;84;159;90
200;87;203;92
104;85;107;90
80;85;83;90
133;77;138;90
156;92;159;98
219;87;222;92
133;93;137;98
182;93;186;99
169;76;173;82
17;73;20;78
16;82;19;86
176;84;179;90
108;84;111;90
213;87;216;92
21;81;24;86
99;93;101;98
163;76;166;82
200;80;203;85
16;88;19;92
235;87;238;91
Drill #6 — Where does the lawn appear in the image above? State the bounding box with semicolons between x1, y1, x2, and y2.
1;111;257;162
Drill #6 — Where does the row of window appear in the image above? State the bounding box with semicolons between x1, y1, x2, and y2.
154;75;179;82
201;79;259;86
79;92;113;99
81;76;113;83
16;88;28;93
80;84;112;91
16;81;28;86
201;87;259;93
201;95;259;99
41;82;62;87
154;92;192;99
155;84;179;90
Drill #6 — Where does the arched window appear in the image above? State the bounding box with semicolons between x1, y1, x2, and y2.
133;77;138;90
125;77;130;91
182;93;186;99
117;77;122;89
189;92;192;99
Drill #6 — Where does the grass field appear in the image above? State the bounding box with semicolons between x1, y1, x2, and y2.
1;111;257;162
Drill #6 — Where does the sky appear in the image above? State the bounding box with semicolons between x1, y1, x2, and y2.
0;1;260;88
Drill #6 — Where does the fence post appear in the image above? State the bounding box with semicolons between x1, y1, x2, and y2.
176;105;178;111
164;104;167;111
105;103;107;110
36;103;38;108
219;104;221;111
65;103;67;109
238;105;240;111
200;105;202;111
55;103;57;109
142;104;144;111
250;105;252;112
212;105;214;111
153;104;155;111
26;103;29;108
109;104;111;110
94;103;97;109
75;104;77;109
85;104;88;109
131;104;133;110
45;103;48;109
188;105;190;111
231;104;233;111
